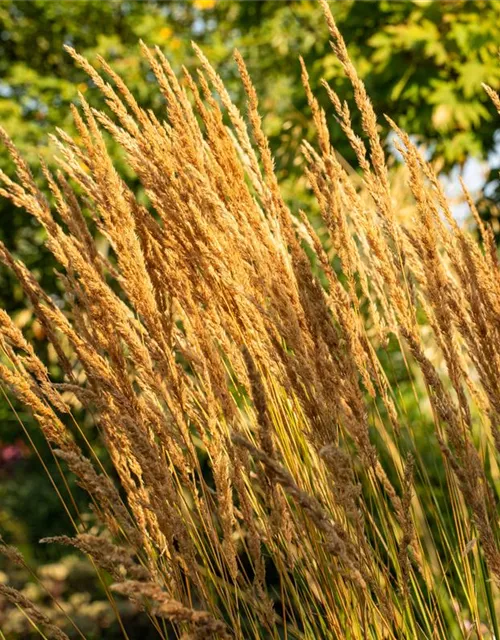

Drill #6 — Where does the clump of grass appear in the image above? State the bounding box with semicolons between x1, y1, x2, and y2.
1;1;500;637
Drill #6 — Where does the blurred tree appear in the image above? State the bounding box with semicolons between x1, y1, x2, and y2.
0;0;189;313
3;0;499;306
204;0;500;170
1;0;500;296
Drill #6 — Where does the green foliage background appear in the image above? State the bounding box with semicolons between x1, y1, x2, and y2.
0;1;499;636
2;0;500;308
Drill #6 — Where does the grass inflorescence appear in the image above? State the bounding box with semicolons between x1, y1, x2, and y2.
1;2;500;638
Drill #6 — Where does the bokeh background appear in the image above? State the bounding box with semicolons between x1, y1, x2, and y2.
1;1;499;636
